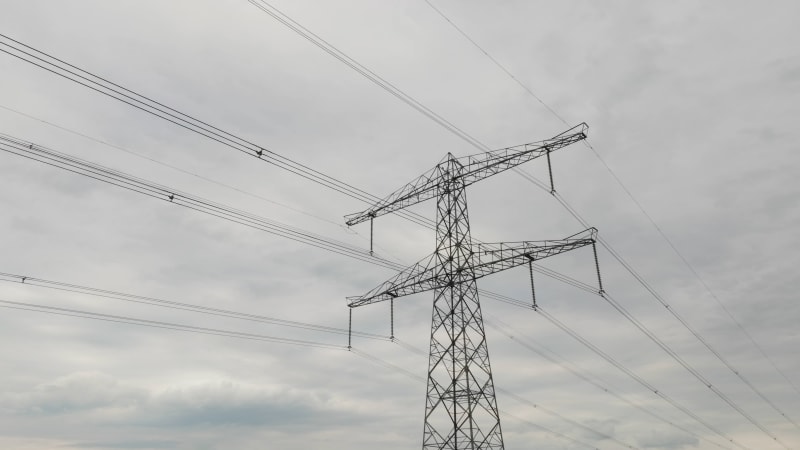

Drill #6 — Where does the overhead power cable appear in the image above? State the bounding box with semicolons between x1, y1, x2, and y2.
246;0;493;153
484;316;732;450
0;280;611;449
535;305;753;450
0;298;345;350
496;385;639;449
2;267;713;449
0;133;405;272
550;188;797;441
0;272;389;342
351;347;609;450
482;264;788;448
510;162;798;440
421;0;800;413
477;290;748;450
0;32;432;230
420;0;569;126
0;103;408;258
0;103;360;235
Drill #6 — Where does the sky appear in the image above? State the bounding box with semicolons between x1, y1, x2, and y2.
1;1;799;449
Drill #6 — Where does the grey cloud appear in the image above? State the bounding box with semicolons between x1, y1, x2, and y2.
4;372;365;429
68;441;177;449
133;380;358;428
3;372;144;415
1;1;799;449
637;429;700;449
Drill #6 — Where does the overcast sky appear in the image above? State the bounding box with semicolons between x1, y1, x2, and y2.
1;1;799;449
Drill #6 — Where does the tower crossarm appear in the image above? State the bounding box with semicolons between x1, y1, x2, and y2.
347;253;440;307
343;123;588;226
345;163;442;226
456;122;587;188
347;228;596;308
472;227;597;279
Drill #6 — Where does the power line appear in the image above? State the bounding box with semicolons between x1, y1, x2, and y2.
495;385;639;449
0;32;433;230
0;133;405;272
0;103;361;235
0;283;617;449
420;0;570;127
482;261;788;448
0;272;389;342
0;102;407;261
0;298;345;350
484;316;732;450
515;183;795;443
478;291;748;450
351;347;609;450
535;305;752;450
247;0;493;153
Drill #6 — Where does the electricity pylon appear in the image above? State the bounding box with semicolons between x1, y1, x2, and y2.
345;123;596;449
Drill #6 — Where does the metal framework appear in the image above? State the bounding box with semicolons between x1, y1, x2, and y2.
345;123;593;449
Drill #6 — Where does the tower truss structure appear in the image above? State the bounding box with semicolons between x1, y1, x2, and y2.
345;123;595;449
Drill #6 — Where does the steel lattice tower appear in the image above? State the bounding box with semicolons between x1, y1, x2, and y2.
345;123;595;449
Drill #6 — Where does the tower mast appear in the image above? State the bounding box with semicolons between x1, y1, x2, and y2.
345;123;595;449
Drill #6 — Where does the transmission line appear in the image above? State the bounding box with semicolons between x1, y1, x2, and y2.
0;102;408;260
0;272;389;342
484;317;732;450
3;270;708;449
420;0;569;127
477;291;749;449
0;133;405;272
552;188;796;442
0;33;433;230
496;386;640;449
246;0;492;153
351;347;614;450
0;282;613;449
510;165;798;441
0;298;345;350
0;103;363;235
483;264;788;448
